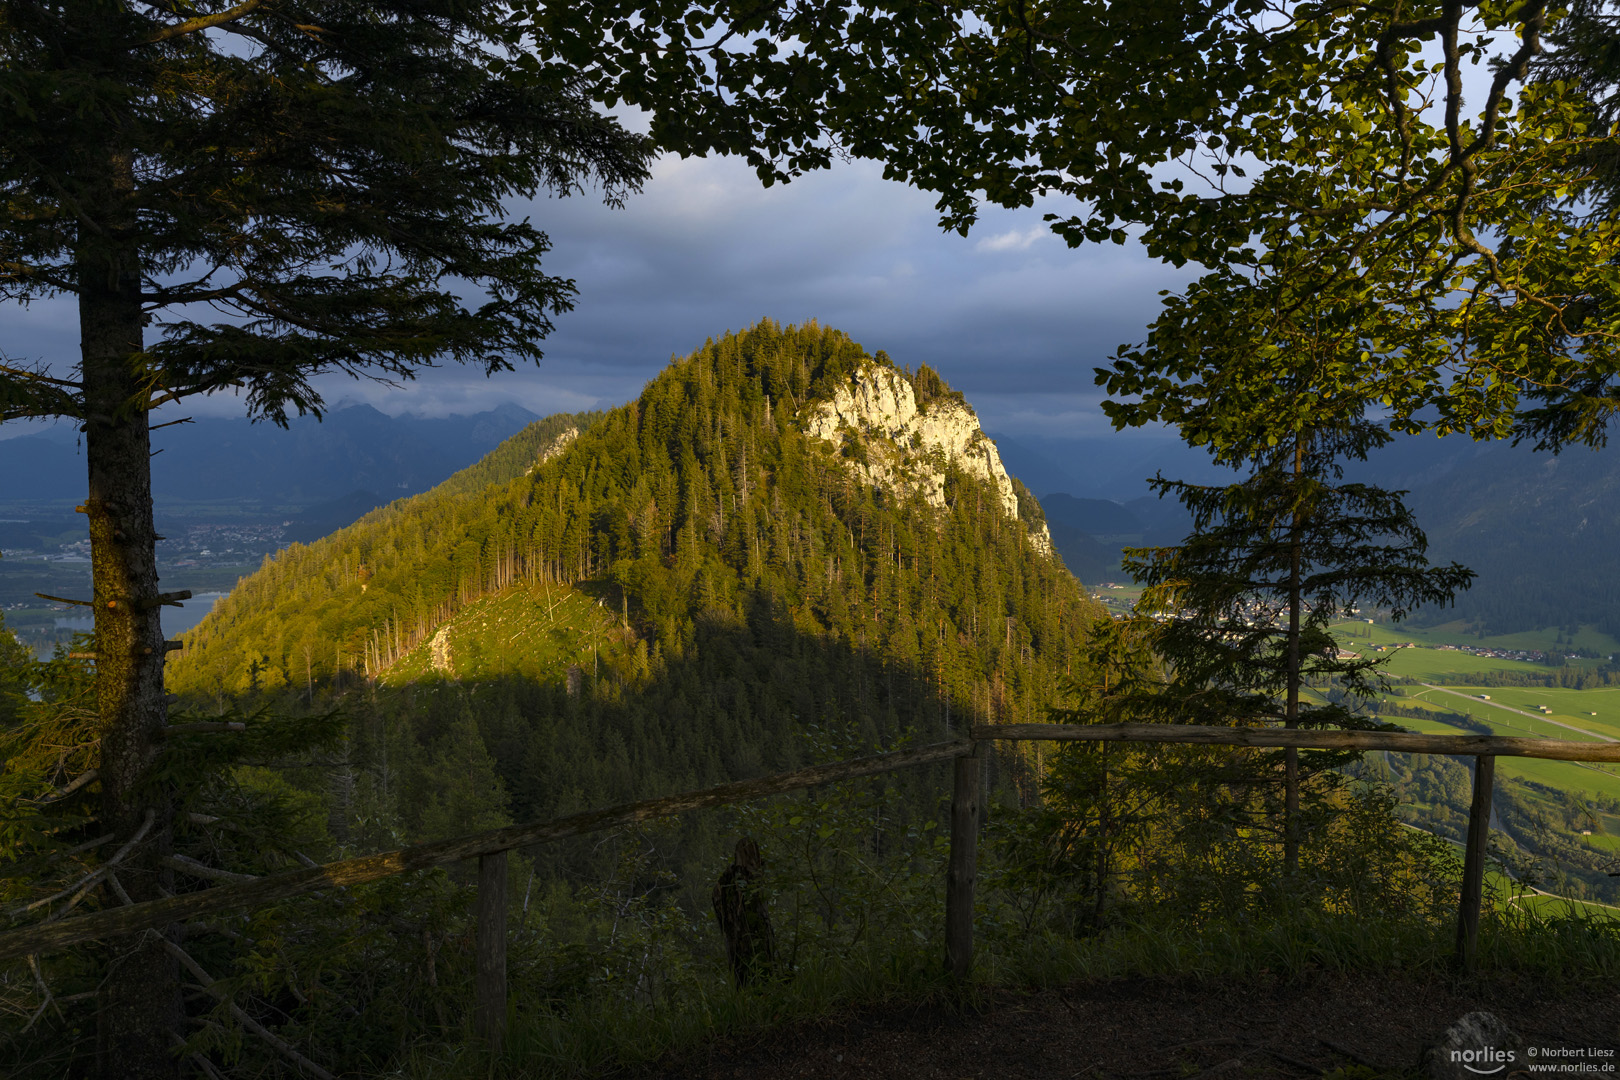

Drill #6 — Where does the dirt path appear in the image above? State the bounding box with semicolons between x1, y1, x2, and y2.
642;972;1620;1079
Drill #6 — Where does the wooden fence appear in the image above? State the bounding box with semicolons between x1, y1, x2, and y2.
3;723;1617;1053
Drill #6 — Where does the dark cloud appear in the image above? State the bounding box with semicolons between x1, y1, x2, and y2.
0;155;1194;440
519;155;1195;437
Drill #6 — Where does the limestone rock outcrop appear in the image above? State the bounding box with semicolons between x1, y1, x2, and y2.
804;361;1053;556
526;426;578;475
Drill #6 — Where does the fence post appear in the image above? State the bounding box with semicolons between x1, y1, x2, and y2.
475;850;508;1052
1456;754;1496;970
946;739;984;983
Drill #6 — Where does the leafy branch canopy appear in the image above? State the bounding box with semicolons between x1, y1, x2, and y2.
532;0;1620;447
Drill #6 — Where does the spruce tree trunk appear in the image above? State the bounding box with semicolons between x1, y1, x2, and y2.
79;150;182;1079
1283;439;1305;877
1093;742;1109;926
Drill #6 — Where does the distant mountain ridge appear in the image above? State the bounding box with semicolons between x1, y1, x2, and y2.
989;428;1620;634
0;402;541;505
1401;441;1620;636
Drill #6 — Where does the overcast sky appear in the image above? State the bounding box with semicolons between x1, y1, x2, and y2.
1;151;1195;443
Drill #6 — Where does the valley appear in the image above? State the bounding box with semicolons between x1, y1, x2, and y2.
8;5;1620;1071
6;321;1619;1078
0;403;544;655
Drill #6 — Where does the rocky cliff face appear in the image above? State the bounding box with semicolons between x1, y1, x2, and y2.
804;361;1053;556
525;426;578;475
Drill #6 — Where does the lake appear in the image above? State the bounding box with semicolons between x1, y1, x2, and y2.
54;591;228;639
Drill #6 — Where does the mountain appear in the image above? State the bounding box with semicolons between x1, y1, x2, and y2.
1402;441;1620;636
1034;494;1144;585
1041;494;1145;540
990;427;1620;635
167;321;1099;859
984;434;1093;499
0;402;541;505
991;433;1241;503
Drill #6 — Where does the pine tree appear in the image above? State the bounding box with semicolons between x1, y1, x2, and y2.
0;6;650;1074
1127;413;1474;874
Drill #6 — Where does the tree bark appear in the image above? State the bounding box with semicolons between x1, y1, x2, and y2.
1284;437;1305;878
475;852;508;1051
79;146;181;1078
945;741;983;982
1456;754;1495;970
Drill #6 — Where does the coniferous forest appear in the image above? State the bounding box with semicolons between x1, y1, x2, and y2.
168;321;1092;837
0;322;1113;1074
3;322;1611;1078
9;0;1620;1068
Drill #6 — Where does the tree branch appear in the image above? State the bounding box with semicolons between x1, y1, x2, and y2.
143;0;265;44
35;769;99;805
0;363;81;390
162;854;258;885
7;809;154;922
161;939;336;1080
19;955;56;1034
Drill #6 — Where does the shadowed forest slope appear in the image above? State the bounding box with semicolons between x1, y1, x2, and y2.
165;321;1101;860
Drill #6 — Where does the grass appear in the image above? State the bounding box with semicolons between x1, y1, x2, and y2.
382;582;631;687
1497;757;1620;802
1000;905;1620;987
1409;619;1620;658
1425;685;1620;740
401;945;960;1079
1369;646;1554;682
1384;714;1620;801
399;904;1620;1080
1326;618;1613;681
1331;618;1620;659
1396;687;1614;742
1512;892;1620;918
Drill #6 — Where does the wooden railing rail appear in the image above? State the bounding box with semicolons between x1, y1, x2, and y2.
8;719;1615;1054
973;722;1620;760
974;722;1620;971
0;739;971;964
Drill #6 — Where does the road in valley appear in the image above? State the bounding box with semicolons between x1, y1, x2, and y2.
1420;683;1616;742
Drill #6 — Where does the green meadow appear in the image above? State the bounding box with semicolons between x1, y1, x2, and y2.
1371;645;1551;682
1386;714;1620;802
1407;619;1620;658
1330;617;1620;658
382;583;630;686
1422;684;1620;740
1391;686;1615;741
1510;890;1620;919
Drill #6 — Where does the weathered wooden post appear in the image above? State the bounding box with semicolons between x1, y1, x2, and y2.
1456;754;1496;970
475;850;508;1052
946;740;984;983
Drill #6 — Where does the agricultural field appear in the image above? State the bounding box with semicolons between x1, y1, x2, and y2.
1362;643;1556;682
1405;619;1620;658
1384;713;1620;802
1422;685;1620;740
1089;582;1142;616
1390;686;1617;741
1330;617;1620;658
